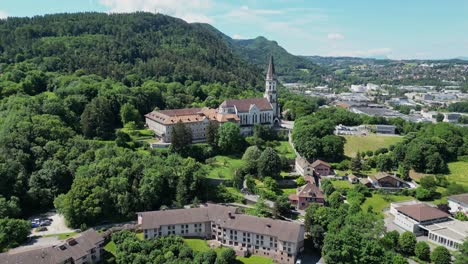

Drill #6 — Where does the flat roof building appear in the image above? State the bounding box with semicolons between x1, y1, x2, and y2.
424;220;468;250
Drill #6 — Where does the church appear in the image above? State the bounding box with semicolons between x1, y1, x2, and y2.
145;56;280;143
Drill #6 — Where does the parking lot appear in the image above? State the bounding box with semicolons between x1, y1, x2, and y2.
28;211;76;237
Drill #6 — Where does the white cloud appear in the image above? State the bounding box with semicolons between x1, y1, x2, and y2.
0;10;8;19
98;0;213;23
327;48;392;57
232;34;244;39
327;33;344;40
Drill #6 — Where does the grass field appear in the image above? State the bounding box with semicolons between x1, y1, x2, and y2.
281;188;297;195
343;134;403;157
274;141;296;159
43;232;78;240
331;180;353;190
207;155;245;179
104;241;117;255
446;160;468;188
184;239;273;264
361;193;413;214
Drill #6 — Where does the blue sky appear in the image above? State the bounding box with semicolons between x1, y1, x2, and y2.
1;0;467;59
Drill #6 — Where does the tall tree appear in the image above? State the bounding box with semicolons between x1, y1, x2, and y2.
80;97;116;139
257;147;282;178
217;122;244;154
431;246;451;264
398;231;417;256
171;121;193;154
120;103;141;126
206;121;219;148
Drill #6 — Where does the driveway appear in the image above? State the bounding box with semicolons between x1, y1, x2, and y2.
29;211;77;237
383;212;406;234
9;236;60;254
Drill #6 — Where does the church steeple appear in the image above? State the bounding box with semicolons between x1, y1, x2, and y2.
266;55;276;80
264;56;280;122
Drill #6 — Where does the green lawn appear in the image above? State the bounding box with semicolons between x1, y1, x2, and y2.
120;127;154;140
207;155;245;179
184;238;211;251
104;241;117;255
274;141;296;159
361;193;413;214
446;160;468;188
343;134;403;157
185;239;273;264
281;188;297;195
331;180;353;190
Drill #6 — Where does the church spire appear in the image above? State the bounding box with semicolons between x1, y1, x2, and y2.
266;55;275;80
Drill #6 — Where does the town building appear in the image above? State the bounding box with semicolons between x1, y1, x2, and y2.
347;174;358;184
295;157;333;178
424;219;468;250
448;193;468;215
289;179;325;210
145;57;280;142
390;201;450;234
367;172;409;189
0;229;104;264
137;203;304;264
374;125;396;134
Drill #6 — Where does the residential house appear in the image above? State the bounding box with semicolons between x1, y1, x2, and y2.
347;174;359;184
137;203;304;264
295;157;314;177
310;160;332;176
368;172;408;189
289;181;325;210
448;193;468;215
0;229;104;264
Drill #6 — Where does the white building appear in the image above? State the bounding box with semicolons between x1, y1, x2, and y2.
145;56;281;141
350;84;366;93
448;193;468;215
424;220;468;250
390;201;450;234
138;204;304;264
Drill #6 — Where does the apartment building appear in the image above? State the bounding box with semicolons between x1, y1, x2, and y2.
0;229;104;264
137;204;304;264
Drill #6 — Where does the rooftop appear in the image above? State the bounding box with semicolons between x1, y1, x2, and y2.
397;203;449;222
448;193;468;206
424;219;468;242
220;98;273;113
138;204;303;242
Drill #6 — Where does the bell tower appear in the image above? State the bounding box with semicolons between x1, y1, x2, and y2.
264;56;280;121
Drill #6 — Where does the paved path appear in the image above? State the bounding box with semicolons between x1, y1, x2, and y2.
9;236;60;254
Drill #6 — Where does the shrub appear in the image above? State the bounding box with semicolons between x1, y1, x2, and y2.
415;241;430;261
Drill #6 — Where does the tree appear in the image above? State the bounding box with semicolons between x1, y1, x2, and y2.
321;179;336;196
253;197;270;217
206;121;219;148
454;240;468;264
327;191;342;208
215;248;236;264
381;230;400;250
242;146;262;174
257;147;282;178
0;218;30;252
120;103;141;126
308;224;325;249
398;231;416;256
392;254;409;264
415;241;430;261
217;122;244;154
80;97;116;139
351;151;362;173
171;121;193;154
273;195;290;218
431;246;451;264
436;113;444;122
454;211;468;221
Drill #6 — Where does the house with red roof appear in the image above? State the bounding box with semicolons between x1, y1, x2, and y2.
289;178;325;210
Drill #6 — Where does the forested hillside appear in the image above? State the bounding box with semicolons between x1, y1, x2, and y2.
0;12;263;88
197;24;326;84
0;12;279;239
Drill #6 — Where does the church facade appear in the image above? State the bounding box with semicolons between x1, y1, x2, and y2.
145;56;280;143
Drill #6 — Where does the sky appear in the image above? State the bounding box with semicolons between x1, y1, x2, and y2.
0;0;467;60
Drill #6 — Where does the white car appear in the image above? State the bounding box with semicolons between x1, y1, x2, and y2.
296;259;302;264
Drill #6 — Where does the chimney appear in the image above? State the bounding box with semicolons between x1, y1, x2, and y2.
67;238;77;246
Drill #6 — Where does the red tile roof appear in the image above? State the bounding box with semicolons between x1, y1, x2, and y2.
310;159;331;168
220;98;272;112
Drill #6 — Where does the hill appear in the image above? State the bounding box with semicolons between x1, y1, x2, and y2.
196;24;326;84
0;12;263;89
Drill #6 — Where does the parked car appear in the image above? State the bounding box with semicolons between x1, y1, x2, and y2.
40;220;51;226
31;221;39;228
295;259;302;264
